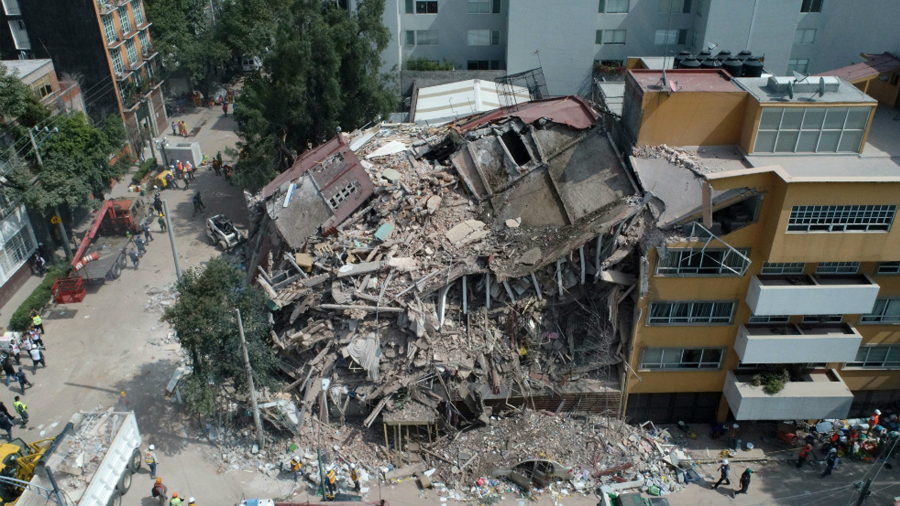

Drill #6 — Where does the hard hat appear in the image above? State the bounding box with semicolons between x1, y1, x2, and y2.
156;478;162;484
292;455;299;461
722;460;729;465
350;463;356;469
732;423;739;428
149;444;155;450
829;448;837;453
172;493;178;498
875;409;882;415
188;498;195;504
120;391;126;396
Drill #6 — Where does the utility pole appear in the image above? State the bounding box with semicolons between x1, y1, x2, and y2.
29;127;73;260
161;200;182;280
143;96;159;162
855;478;872;506
236;308;264;450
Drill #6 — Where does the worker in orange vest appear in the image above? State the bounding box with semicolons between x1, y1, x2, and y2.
796;443;813;468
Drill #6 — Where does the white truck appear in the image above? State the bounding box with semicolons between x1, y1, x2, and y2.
17;410;143;506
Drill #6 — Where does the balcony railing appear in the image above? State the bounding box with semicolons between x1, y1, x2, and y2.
746;273;880;316
734;322;863;364
724;369;853;421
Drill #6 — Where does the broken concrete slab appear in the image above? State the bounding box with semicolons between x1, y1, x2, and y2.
367;141;408;160
516;247;542;266
426;195;442;213
381;168;402;182
598;269;637;285
337;261;385;278
445;220;488;246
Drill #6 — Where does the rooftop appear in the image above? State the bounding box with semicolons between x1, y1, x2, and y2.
456;95;599;132
816;52;900;83
1;59;52;79
734;75;875;104
411;79;530;125
629;69;743;93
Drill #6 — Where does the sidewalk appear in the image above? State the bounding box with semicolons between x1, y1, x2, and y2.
0;273;42;329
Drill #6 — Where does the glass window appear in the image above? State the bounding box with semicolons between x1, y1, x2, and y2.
405;30;414;46
415;30;438;45
788;59;810;74
467;30;490;46
600;0;629;13
800;0;823;12
30;75;52;98
659;0;690;13
405;0;413;13
125;38;137;64
640;347;723;370
103;15;117;44
0;226;35;276
847;345;900;368
877;262;900;275
139;29;150;54
861;299;900;324
788;205;896;232
600;29;626;44
748;315;791;323
794;28;816;44
415;0;437;13
816;262;859;274
117;5;131;34
8;19;30;50
654;29;679;46
647;301;735;325
761;262;805;274
801;314;843;323
131;0;144;25
110;49;124;74
491;29;501;45
755;106;872;153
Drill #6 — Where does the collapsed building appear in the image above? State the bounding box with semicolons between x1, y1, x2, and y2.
243;95;655;438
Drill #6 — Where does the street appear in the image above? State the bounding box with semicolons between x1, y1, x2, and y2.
0;107;898;506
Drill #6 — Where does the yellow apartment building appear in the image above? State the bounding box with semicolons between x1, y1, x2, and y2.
612;67;900;423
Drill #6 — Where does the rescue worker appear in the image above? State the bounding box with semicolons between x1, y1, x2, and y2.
290;456;302;481
797;443;813;468
869;409;882;436
711;459;730;489
158;213;167;232
821;448;838;477
187;498;196;506
325;465;337;499
145;445;160;478
13;396;27;428
31;312;43;334
151;478;167;506
350;463;360;492
169;492;182;506
733;468;752;498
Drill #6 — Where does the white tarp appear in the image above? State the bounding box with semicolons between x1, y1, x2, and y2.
345;332;382;381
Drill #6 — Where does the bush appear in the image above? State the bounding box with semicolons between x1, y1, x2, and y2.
131;157;157;185
751;368;790;395
8;264;71;331
406;58;455;71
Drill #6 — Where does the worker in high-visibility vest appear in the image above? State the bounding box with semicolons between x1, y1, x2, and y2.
325;466;337;499
290;456;302;481
31;312;43;334
350;463;360;492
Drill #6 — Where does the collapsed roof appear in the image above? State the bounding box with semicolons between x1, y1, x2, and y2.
245;95;645;439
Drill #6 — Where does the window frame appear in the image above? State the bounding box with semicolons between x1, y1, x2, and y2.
415;0;437;14
468;0;494;13
639;347;724;371
1;0;21;16
110;49;124;74
761;262;805;274
846;345;900;369
787;205;896;232
816;262;860;274
131;0;145;25
655;248;750;276
659;0;691;14
0;226;34;276
801;314;843;323
754;106;872;154
125;38;137;64
654;29;686;46
102;14;117;44
8;19;30;50
117;5;132;34
598;29;626;45
748;315;791;323
794;28;816;44
647;301;736;325
860;298;900;324
414;30;439;46
599;0;629;13
30;75;52;98
877;262;900;275
800;0;823;13
788;59;810;74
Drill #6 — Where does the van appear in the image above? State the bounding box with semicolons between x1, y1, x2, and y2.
241;55;262;72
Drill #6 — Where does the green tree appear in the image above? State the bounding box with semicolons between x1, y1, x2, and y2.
233;0;395;190
9;113;130;214
0;63;51;157
163;258;278;417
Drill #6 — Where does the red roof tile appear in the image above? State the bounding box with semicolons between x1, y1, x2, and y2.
816;52;900;83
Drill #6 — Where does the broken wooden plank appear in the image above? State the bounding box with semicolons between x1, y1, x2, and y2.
318;304;403;313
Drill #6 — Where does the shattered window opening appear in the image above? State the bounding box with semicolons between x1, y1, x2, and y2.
787;205;896;232
647;301;735;325
500;130;532;166
710;194;762;235
327;180;360;210
656;248;749;276
639;347;723;370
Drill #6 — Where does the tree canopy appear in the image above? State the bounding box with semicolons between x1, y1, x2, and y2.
0;63;51;148
163;258;278;417
7;113;130;214
232;0;395;190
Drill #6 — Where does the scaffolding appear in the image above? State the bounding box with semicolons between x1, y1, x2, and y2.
494;67;549;112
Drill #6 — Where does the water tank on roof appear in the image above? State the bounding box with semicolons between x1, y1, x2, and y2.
742;57;764;77
715;50;733;61
679;58;701;69
701;58;723;69
737;50;753;61
722;58;743;77
698;50;712;60
674;50;693;69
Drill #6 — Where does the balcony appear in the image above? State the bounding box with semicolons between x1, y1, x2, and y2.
734;322;863;364
746;273;880;316
723;369;853;421
97;0;116;15
107;36;125;49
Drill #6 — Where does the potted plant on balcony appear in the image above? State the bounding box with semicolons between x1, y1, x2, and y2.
751;368;790;394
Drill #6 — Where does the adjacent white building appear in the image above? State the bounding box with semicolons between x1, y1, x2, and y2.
356;0;900;96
